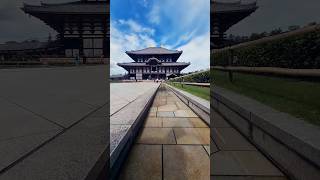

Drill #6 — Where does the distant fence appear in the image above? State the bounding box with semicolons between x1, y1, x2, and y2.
212;25;320;69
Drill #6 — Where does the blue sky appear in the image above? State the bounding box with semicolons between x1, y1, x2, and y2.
110;0;210;75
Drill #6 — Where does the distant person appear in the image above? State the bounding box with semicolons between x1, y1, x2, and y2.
75;55;80;66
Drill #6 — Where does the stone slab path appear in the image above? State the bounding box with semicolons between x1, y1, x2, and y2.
118;85;210;180
0;66;108;179
110;82;160;115
211;110;288;179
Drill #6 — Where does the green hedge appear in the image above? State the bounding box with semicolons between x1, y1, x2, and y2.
169;71;210;83
212;29;320;69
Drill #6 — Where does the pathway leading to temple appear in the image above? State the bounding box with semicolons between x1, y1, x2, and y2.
118;85;210;180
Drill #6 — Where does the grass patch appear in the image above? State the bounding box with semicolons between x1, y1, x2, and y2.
168;82;210;101
212;70;320;126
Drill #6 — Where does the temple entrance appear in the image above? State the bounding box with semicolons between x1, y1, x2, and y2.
151;66;157;72
150;74;157;79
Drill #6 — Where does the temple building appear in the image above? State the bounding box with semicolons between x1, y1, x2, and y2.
118;47;190;80
211;0;258;49
22;0;109;60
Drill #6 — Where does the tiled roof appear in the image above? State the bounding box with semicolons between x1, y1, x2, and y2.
213;0;257;13
117;62;190;67
22;1;109;14
126;47;182;55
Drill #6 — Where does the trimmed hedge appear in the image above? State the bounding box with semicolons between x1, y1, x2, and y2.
169;70;210;83
212;28;320;69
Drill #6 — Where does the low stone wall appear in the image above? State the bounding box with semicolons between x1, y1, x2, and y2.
212;66;320;78
166;84;210;125
212;86;320;180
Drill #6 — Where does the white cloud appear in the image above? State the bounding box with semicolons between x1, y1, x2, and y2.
118;19;155;35
163;29;198;49
148;0;209;46
110;21;157;75
148;4;160;25
176;31;210;73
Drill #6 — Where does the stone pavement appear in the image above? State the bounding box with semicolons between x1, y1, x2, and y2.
118;85;210;180
110;82;160;166
211;110;288;179
0;66;108;179
110;82;160;115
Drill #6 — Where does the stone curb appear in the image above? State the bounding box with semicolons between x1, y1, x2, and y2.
212;86;320;180
166;84;210;126
212;66;320;78
109;84;160;179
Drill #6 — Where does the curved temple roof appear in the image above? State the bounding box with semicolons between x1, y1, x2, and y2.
118;62;190;67
212;0;258;13
22;1;109;15
126;47;182;55
211;0;258;48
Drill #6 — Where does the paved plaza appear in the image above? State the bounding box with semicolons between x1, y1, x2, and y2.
0;66;108;179
118;85;210;180
110;82;160;115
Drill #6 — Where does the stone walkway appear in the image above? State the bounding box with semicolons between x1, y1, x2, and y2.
110;82;160;115
211;110;288;179
118;85;210;180
0;66;108;179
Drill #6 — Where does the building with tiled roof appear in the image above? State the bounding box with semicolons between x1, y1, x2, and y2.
22;0;109;58
211;0;258;48
118;47;190;80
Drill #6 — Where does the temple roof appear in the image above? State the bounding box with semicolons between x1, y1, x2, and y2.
126;47;182;55
118;62;190;67
212;0;258;13
210;0;258;46
22;1;109;15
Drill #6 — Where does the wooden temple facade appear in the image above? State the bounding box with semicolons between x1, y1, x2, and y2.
118;47;190;80
211;0;258;49
22;0;109;60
